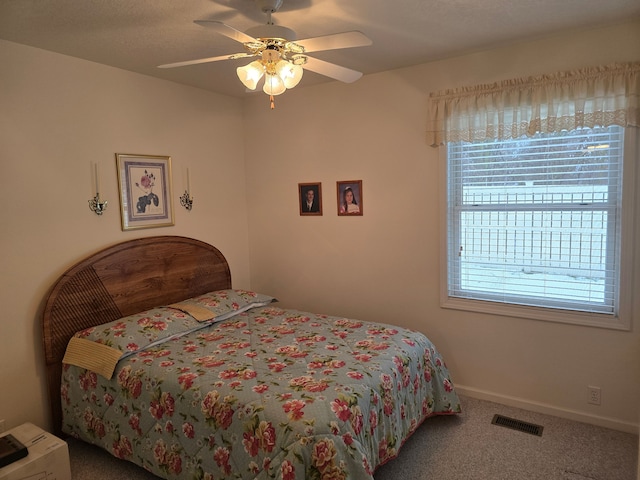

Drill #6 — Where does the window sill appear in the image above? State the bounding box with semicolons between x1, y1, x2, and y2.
440;296;630;331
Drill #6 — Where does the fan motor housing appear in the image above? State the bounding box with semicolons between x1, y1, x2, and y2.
261;46;281;63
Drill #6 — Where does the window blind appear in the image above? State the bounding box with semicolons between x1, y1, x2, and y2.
447;126;624;314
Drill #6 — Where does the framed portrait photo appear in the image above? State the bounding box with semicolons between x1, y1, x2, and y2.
298;182;323;216
116;153;175;231
337;180;363;216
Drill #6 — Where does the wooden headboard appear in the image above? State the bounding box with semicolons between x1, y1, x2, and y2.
42;236;232;436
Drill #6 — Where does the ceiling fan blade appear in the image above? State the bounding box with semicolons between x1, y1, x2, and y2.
303;57;363;83
158;53;243;69
194;20;258;44
295;31;372;53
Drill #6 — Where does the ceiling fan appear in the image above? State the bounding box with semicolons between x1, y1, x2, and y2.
158;0;372;107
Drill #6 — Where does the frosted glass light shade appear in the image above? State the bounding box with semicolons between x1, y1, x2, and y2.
276;61;303;89
236;61;265;90
263;73;286;96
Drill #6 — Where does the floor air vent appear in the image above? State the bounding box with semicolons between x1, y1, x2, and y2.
491;414;544;436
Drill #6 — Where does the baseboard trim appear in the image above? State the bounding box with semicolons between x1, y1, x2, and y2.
455;384;639;435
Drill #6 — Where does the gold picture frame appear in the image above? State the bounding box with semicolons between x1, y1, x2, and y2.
116;153;174;231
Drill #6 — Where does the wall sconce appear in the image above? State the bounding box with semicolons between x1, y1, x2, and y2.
89;194;108;215
88;163;107;215
180;168;193;211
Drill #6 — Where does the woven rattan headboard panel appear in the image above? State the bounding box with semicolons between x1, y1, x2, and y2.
42;236;232;435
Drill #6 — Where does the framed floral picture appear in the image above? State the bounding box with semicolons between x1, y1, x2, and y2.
337;180;363;216
298;182;323;216
116;153;174;231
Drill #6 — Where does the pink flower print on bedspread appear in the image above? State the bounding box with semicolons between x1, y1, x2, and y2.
275;344;308;359
201;390;235;430
329;394;365;436
112;436;133;459
78;370;98;391
82;408;106;439
152;438;183;476
117;366;144;399
136;315;169;332
241;403;278;462
379;373;395;416
149;390;175;420
281;460;296;480
213;446;232;475
311;438;348;480
288;375;330;393
331;397;352;422
283;399;306;421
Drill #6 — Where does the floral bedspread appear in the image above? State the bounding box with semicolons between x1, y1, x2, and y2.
61;305;461;480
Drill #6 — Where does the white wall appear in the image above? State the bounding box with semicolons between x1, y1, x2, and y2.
0;40;251;431
243;20;640;432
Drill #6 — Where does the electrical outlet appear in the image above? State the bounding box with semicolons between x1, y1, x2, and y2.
588;386;601;405
0;419;5;433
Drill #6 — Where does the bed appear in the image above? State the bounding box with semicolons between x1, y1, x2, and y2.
42;236;461;480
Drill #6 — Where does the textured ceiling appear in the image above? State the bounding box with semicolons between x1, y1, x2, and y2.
1;0;639;98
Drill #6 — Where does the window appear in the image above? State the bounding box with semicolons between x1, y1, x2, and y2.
444;125;633;329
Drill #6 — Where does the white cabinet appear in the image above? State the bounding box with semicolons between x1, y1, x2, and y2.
0;423;71;480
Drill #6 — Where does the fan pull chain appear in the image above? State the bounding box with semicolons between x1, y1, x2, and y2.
270;95;275;109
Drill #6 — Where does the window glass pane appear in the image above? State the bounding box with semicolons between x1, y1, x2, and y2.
447;126;623;315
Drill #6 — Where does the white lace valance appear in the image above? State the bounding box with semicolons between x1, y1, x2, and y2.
426;62;640;146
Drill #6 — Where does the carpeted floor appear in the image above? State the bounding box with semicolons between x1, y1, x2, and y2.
67;395;638;479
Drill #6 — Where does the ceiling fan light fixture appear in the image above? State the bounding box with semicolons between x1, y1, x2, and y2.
276;60;303;89
236;60;265;90
289;54;307;66
161;0;371;107
263;72;286;95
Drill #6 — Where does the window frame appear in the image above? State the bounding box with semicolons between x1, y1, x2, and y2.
439;128;637;330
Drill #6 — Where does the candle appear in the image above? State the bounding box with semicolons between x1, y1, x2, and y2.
94;163;100;194
187;168;191;194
